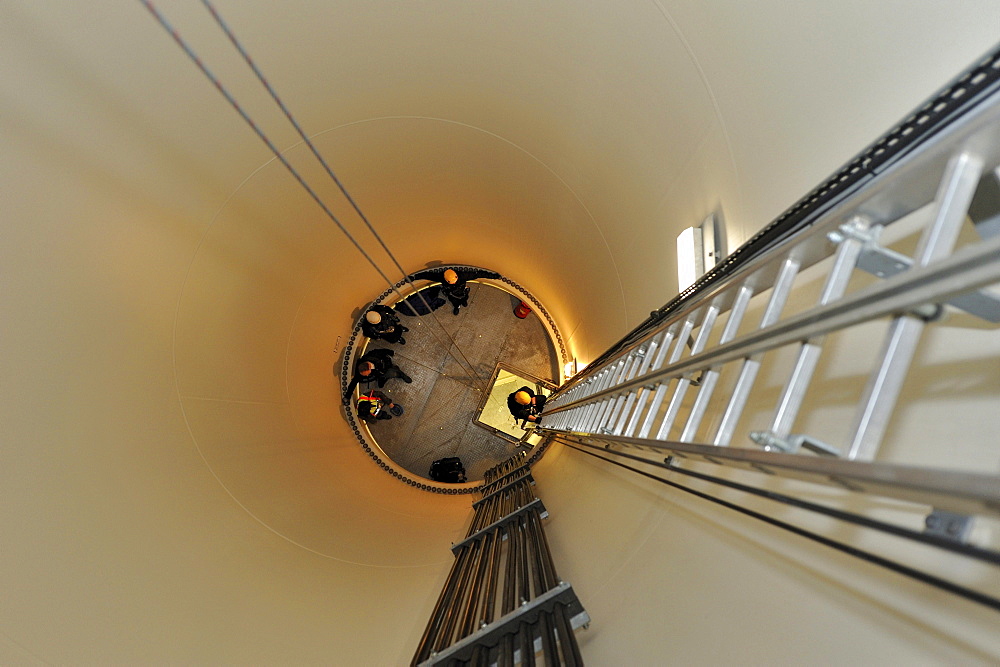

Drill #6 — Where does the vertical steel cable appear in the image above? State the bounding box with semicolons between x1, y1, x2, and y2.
565;441;1000;614
520;517;533;604
413;544;469;661
137;1;396;287
199;0;490;392
509;521;522;610
481;527;503;626
502;525;517;616
459;532;492;638
435;546;477;653
519;621;535;667
531;509;560;588
538;611;556;664
525;511;551;595
140;0;486;390
498;633;513;667
452;541;488;647
554;603;583;667
525;513;543;599
468;643;483;667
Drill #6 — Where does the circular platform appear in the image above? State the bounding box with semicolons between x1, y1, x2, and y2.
342;272;562;486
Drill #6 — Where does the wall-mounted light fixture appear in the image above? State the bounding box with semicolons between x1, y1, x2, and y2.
676;226;704;291
563;358;587;380
676;211;727;291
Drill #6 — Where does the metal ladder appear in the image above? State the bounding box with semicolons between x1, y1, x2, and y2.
540;71;1000;524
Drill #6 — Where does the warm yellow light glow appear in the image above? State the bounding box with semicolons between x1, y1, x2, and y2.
564;359;588;380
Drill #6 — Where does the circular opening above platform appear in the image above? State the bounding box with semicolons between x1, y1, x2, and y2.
341;269;564;488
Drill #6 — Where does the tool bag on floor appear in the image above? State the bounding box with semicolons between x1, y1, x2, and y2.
429;457;467;483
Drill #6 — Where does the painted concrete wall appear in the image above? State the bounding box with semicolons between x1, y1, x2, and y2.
2;1;998;662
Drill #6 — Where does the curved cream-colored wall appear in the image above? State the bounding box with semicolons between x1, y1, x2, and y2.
2;0;997;662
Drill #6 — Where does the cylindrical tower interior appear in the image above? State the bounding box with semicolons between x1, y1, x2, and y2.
2;2;999;662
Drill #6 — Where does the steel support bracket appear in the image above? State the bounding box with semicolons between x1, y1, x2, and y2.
750;430;841;457
826;216;878;247
829;219;1000;323
924;508;974;543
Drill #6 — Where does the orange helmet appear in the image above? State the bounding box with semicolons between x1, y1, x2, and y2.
443;269;458;284
514;390;532;405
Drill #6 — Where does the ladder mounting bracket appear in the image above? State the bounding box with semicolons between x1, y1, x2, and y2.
750;430;841;457
924;508;974;543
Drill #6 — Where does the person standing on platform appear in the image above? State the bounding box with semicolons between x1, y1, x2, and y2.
361;304;408;345
507;386;547;424
356;390;403;422
409;266;501;315
343;348;412;403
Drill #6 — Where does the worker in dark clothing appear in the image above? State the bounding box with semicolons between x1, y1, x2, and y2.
507;386;547;424
343;348;412;402
409;266;501;315
361;305;408;344
357;390;403;422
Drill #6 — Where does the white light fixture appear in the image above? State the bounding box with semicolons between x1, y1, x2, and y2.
676;226;704;291
676;211;727;291
563;358;587;380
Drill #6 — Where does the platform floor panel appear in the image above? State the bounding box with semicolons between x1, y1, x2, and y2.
359;283;558;481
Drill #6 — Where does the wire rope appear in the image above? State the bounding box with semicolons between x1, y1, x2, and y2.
662;455;1000;565
139;0;487;392
564;438;1000;565
563;441;1000;613
199;0;489;393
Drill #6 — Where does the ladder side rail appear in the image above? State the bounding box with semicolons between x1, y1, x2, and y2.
588;357;634;432
845;151;984;460
580;363;623;431
637;318;695;438
713;258;801;446
554;74;1000;400
582;397;610;433
543;231;1000;420
655;306;721;439
602;351;648;433
766;222;869;442
621;328;678;436
680;284;755;442
555;325;675;435
544;232;833;417
548;86;1000;408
